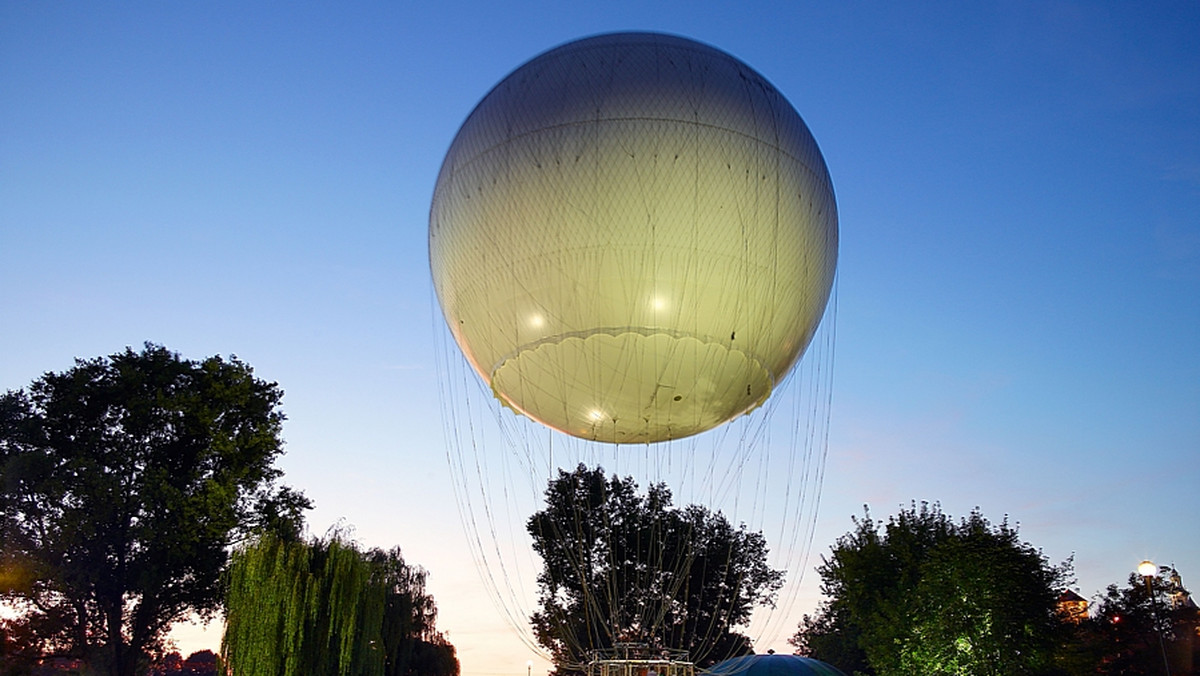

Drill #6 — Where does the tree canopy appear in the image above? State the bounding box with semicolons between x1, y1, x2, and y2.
790;502;1072;676
527;465;783;673
222;530;458;676
0;344;310;675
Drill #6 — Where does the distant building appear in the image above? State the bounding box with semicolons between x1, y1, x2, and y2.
1168;567;1198;611
1057;589;1089;623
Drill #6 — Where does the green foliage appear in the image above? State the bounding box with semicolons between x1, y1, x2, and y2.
790;502;1071;676
528;465;783;673
0;344;310;676
222;531;458;676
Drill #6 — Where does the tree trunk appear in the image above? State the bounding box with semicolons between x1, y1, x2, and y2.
72;598;90;657
105;600;137;676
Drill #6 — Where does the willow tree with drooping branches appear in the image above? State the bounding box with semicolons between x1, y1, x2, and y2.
222;531;457;676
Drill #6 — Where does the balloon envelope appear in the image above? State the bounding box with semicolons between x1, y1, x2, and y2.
430;32;837;443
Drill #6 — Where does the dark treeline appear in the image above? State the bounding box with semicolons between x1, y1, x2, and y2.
0;345;457;676
791;502;1200;676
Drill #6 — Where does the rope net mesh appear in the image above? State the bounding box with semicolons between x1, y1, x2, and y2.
430;32;838;668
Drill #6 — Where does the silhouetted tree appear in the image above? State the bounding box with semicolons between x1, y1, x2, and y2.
222;531;458;676
149;649;219;676
0;344;310;676
1081;569;1200;675
528;465;783;673
790;502;1072;676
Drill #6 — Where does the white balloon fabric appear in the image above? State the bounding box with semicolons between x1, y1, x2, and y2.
430;32;837;443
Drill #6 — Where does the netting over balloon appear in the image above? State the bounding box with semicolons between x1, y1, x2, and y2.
430;32;838;667
431;32;836;445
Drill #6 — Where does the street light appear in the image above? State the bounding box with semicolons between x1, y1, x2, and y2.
1139;560;1171;676
527;660;533;676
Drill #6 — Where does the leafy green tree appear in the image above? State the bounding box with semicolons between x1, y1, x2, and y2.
528;465;783;673
790;502;1072;676
0;344;310;676
222;531;458;676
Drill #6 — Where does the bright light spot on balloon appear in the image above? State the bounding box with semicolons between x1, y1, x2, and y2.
529;313;545;329
651;295;668;312
588;409;605;422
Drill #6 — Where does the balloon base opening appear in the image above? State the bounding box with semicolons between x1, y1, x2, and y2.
491;328;772;443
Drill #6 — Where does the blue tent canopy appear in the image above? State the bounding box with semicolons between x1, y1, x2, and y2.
704;654;846;676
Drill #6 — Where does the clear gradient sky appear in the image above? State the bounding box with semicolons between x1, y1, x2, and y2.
2;3;1198;676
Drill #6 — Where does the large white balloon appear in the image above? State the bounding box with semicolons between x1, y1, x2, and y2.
430;32;837;443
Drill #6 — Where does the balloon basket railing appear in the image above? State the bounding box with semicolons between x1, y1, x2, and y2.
584;644;694;676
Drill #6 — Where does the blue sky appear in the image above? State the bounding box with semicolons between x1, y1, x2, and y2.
2;2;1197;675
